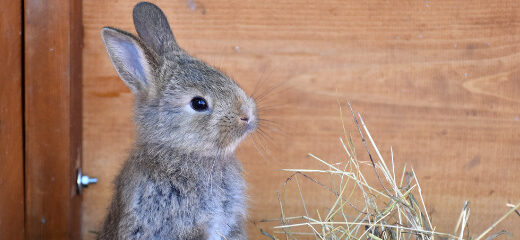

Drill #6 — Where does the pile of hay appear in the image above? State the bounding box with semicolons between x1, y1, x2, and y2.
260;103;519;240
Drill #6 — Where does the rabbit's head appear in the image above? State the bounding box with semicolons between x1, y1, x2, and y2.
101;2;256;156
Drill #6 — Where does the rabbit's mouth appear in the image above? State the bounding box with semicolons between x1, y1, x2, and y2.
240;104;258;134
220;119;257;154
244;117;257;134
236;116;257;143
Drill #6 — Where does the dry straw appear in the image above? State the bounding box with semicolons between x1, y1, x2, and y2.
260;102;519;240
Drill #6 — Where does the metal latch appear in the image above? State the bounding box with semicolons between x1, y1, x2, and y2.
76;168;98;194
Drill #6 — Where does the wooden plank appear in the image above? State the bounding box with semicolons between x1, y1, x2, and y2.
0;0;25;239
24;0;83;239
82;0;520;239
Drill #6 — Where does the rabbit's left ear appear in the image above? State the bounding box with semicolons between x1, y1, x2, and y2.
101;27;158;94
133;2;179;56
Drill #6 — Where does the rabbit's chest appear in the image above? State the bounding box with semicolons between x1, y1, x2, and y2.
205;177;246;239
129;170;245;239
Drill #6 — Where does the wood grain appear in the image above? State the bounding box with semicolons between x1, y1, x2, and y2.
0;0;24;239
24;0;83;239
82;0;520;239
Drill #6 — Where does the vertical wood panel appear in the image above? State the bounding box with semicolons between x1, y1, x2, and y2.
24;0;82;239
0;0;24;239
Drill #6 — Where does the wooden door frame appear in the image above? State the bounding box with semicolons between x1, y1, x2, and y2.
0;0;25;239
23;0;83;239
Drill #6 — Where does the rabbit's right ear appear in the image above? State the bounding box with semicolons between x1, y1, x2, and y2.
101;27;158;93
133;2;179;56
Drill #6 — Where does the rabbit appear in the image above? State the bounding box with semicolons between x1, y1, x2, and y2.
97;2;256;240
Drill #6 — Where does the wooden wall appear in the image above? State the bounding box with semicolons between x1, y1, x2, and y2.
82;0;520;239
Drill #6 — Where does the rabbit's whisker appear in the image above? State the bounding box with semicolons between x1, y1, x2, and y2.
250;135;269;163
254;130;274;156
253;79;288;102
250;67;273;99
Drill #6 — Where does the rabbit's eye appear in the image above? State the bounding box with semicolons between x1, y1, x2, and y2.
190;96;209;111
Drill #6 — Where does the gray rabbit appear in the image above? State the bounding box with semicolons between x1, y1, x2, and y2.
98;2;256;239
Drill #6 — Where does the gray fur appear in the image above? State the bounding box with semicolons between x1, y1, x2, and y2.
133;2;179;56
98;2;256;239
